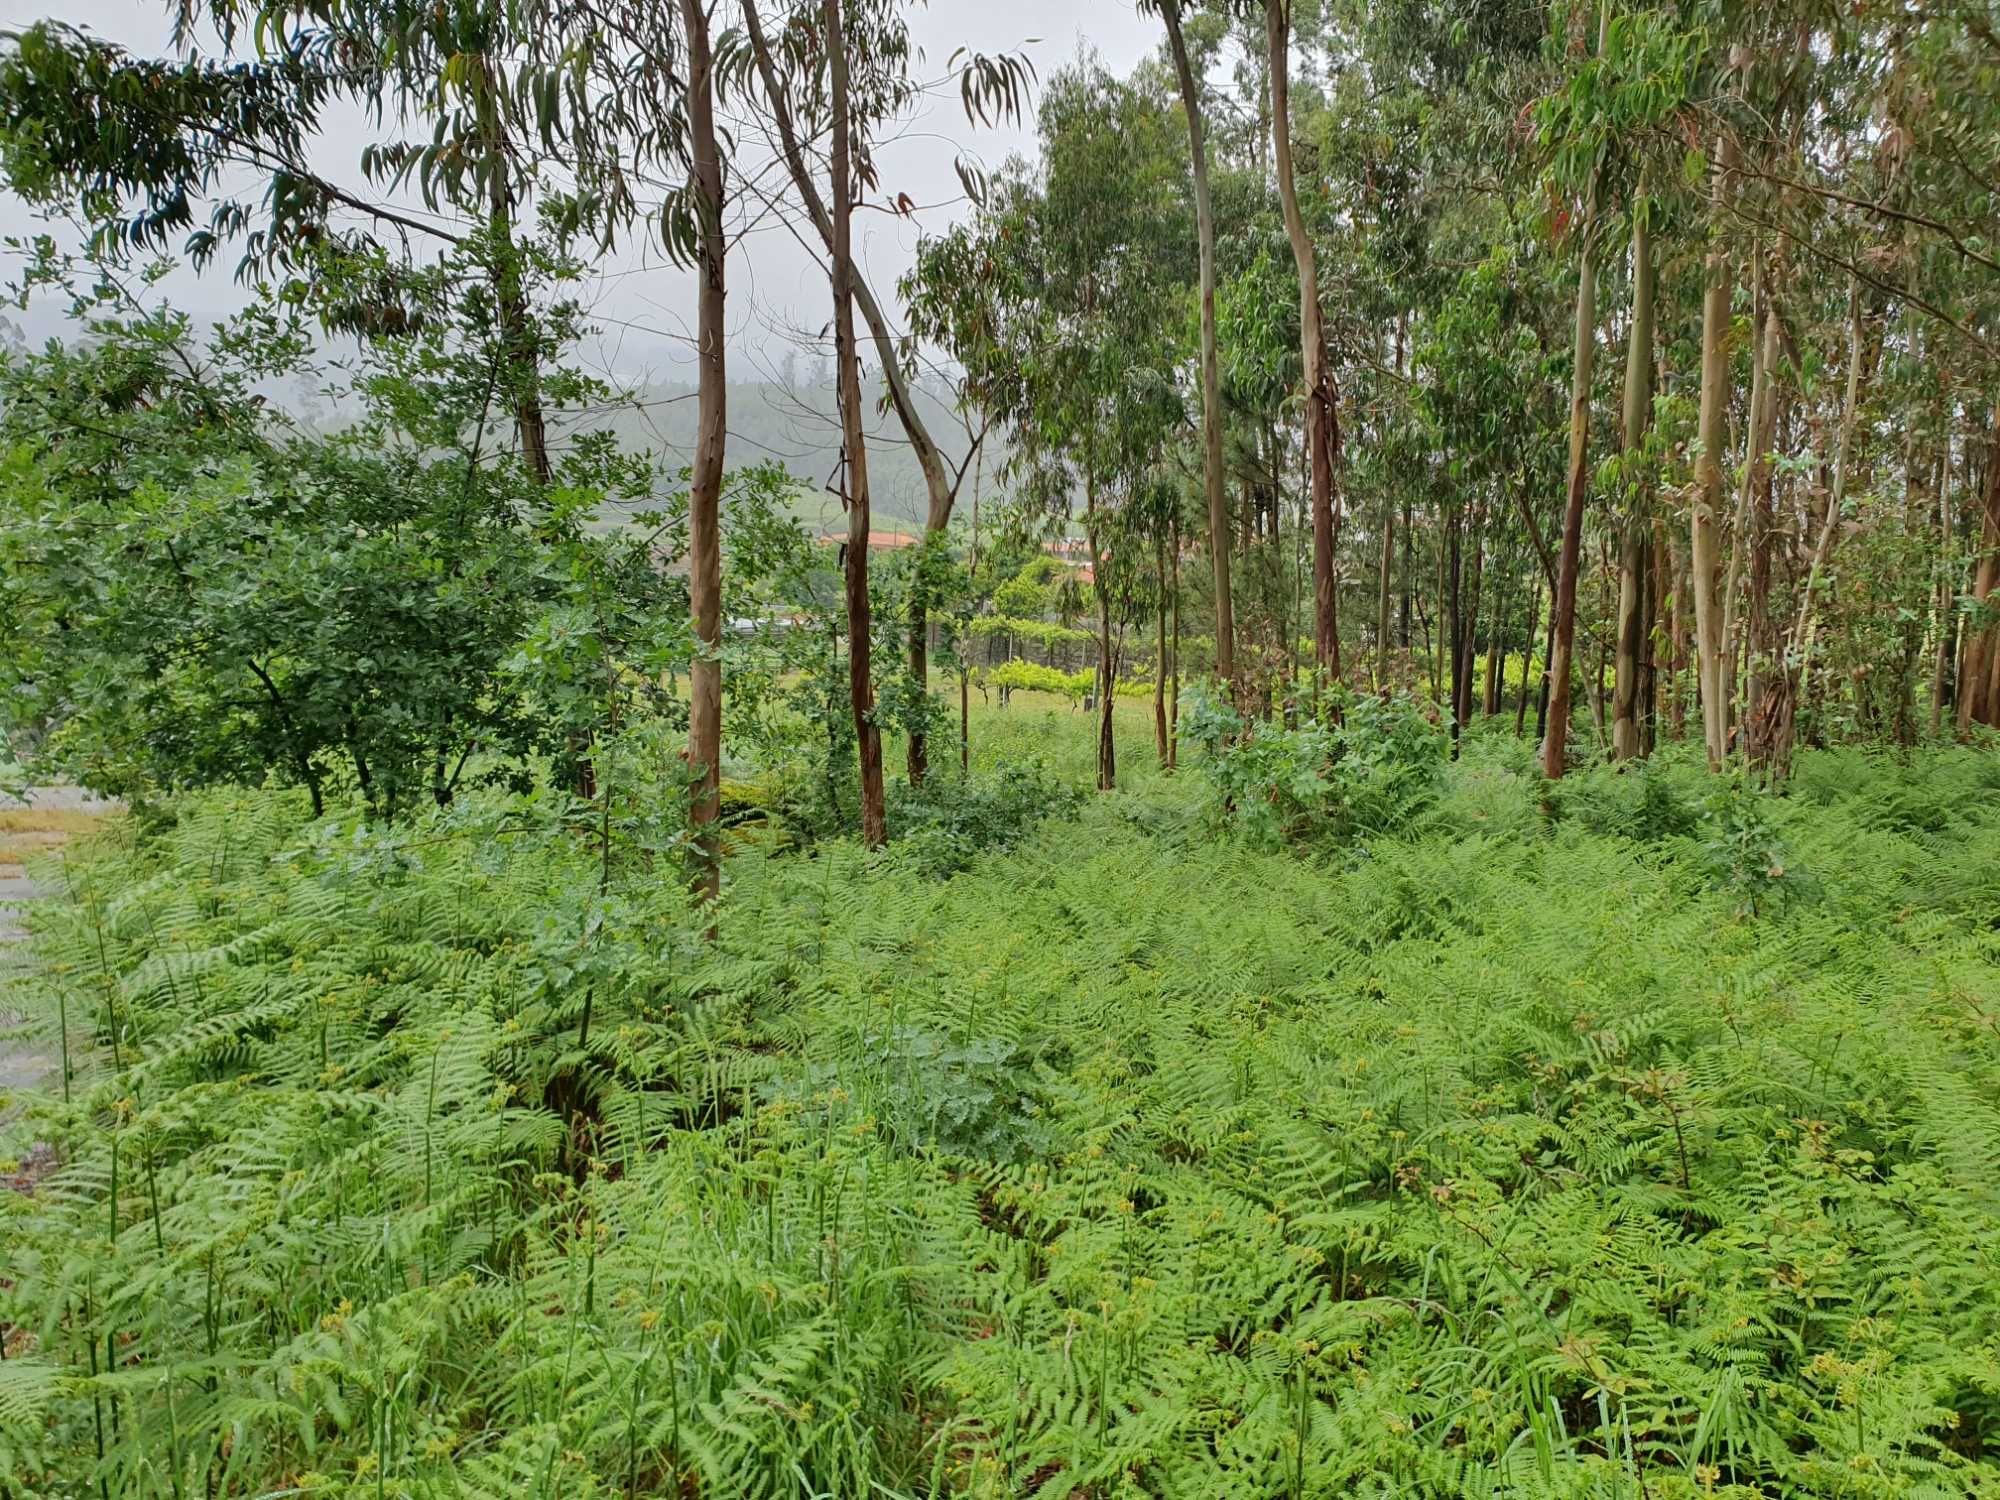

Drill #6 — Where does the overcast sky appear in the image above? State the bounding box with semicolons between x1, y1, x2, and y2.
1;1;1163;386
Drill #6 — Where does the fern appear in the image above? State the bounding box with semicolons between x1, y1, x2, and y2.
4;744;2000;1495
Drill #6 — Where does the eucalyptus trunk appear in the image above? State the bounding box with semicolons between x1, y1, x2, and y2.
1770;277;1863;775
1267;0;1338;680
1085;462;1116;791
1516;579;1541;736
741;0;963;783
1611;196;1655;761
475;56;552;488
680;0;726;905
1722;259;1779;760
1155;532;1171;767
826;0;885;847
1160;0;1236;698
1690;135;1737;769
1377;489;1396;688
1541;170;1602;779
1959;402;2000;733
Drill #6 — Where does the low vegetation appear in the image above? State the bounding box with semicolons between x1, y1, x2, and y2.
2;0;1998;1493
5;720;1999;1498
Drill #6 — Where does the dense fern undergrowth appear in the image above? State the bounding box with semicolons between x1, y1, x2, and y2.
5;727;2000;1499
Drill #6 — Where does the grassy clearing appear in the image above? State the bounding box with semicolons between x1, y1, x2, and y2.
0;808;106;870
0;806;108;837
2;726;1998;1498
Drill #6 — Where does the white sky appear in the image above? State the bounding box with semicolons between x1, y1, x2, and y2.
1;0;1163;385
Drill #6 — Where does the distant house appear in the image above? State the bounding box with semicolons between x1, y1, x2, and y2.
1043;536;1094;586
819;529;921;553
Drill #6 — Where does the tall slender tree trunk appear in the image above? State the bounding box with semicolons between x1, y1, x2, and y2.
1722;255;1779;758
1774;276;1863;774
741;0;966;783
1377;491;1396;687
1267;0;1338;680
680;0;727;905
1155;532;1171;766
1085;461;1116;790
1160;0;1236;699
1459;507;1487;731
474;59;553;488
1482;570;1506;717
1930;448;1955;738
1664;529;1688;739
1516;579;1541;736
1169;518;1182;767
1959;402;2000;732
826;0;885;847
1446;506;1464;752
1690;135;1738;769
1392;314;1410;668
1611;193;1656;761
1541;168;1602;778
964;433;982;774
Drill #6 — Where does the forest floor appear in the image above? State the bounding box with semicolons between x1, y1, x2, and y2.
2;711;1998;1497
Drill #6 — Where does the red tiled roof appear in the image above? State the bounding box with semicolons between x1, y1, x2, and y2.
819;530;921;550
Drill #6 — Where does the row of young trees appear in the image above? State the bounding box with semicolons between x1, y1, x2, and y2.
904;0;1998;791
2;0;1997;876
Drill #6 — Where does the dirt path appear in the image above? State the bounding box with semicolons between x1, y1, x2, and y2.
1;789;115;1094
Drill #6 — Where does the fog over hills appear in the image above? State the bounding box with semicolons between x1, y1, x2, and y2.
581;373;988;533
275;364;990;533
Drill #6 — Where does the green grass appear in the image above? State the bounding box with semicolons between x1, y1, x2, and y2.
3;722;1999;1498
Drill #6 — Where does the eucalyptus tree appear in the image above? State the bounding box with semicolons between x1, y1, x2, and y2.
737;0;1027;787
820;0;887;843
514;0;743;890
1608;181;1658;761
915;62;1190;789
1151;0;1238;700
1264;0;1339;677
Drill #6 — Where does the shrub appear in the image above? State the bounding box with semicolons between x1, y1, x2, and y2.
1540;754;1706;843
0;304;666;817
885;760;1083;875
1180;684;1446;848
1702;776;1806;916
986;659;1093;703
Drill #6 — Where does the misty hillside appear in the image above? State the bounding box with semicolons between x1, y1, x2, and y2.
576;373;989;532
